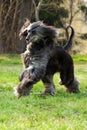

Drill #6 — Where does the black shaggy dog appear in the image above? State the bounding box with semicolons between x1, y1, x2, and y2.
14;21;80;98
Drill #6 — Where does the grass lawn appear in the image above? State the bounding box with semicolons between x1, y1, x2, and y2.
0;54;87;130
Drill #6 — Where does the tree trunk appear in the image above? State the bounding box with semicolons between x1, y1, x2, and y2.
0;0;33;54
17;0;33;53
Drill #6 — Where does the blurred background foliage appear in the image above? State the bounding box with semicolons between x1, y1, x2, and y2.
0;0;87;54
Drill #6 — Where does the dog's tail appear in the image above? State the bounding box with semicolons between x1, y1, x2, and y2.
63;25;74;52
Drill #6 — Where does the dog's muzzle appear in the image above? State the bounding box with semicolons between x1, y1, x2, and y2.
26;32;31;42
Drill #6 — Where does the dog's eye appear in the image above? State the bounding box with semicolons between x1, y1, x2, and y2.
31;30;36;34
28;30;30;33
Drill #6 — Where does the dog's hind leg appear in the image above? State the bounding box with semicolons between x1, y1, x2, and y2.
65;77;80;93
59;67;80;93
42;75;56;96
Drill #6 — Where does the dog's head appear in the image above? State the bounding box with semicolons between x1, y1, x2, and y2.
19;20;74;52
19;20;59;44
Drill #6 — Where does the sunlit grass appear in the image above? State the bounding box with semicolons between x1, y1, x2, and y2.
0;54;87;130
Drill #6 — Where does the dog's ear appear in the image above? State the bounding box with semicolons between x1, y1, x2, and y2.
19;29;28;40
19;18;30;40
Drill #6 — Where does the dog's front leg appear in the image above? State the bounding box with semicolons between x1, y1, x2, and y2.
42;74;56;96
14;77;33;98
14;64;46;97
59;67;80;93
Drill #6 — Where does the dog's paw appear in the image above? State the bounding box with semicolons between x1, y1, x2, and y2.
41;88;56;96
13;87;21;98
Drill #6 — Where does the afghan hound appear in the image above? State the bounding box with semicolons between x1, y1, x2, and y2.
14;21;80;98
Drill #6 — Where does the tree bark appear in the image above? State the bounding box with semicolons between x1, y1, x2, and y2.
17;0;33;53
0;0;33;54
32;0;43;21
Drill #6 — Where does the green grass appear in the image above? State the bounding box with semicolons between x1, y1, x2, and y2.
0;54;87;130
